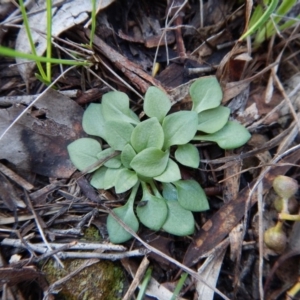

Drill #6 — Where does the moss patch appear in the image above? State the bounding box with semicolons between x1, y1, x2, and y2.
42;259;125;300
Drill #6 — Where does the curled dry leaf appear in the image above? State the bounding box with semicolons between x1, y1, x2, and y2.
0;89;86;178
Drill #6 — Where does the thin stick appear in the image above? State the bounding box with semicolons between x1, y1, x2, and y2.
257;181;264;300
23;190;64;268
1;238;127;252
122;256;150;300
0;162;34;190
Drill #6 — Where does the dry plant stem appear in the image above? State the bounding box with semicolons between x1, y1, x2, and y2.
104;206;230;300
43;258;100;300
122;256;150;300
257;181;264;300
92;60;143;99
0;162;34;190
199;0;204;28
154;0;188;67
202;126;293;165
57;249;148;260
85;29;162;94
219;163;300;183
0;65;77;141
0;209;60;225
1;238;127;252
23;190;64;268
248;76;300;131
274;74;300;130
11;242;78;268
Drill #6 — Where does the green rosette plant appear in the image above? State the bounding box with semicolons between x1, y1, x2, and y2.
68;76;251;243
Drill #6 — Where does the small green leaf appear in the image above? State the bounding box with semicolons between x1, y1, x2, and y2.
162;183;178;201
197;106;230;133
131;118;164;153
102;91;139;125
190;76;223;113
154;159;181;183
105;120;134;151
174;180;209;212
137;194;168;231
175;144;200;168
103;168;121;189
90;166;108;189
97;148;121;168
107;203;139;243
82;103;106;139
115;169;138;193
67;138;101;172
130;147;169;177
193;121;251;150
162;200;195;236
121;144;136;168
144;86;171;122
162;111;198;149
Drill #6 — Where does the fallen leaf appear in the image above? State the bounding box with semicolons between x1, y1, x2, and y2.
0;89;85;178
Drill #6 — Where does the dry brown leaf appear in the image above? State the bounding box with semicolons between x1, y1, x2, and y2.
0;89;85;178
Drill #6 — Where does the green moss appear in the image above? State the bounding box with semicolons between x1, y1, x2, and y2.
83;225;101;241
42;259;125;300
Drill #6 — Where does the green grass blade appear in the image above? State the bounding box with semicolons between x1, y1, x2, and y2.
239;0;279;41
265;0;297;38
136;267;152;300
89;0;97;47
46;0;52;82
248;5;264;29
170;272;188;300
19;0;47;80
0;46;90;66
279;14;300;30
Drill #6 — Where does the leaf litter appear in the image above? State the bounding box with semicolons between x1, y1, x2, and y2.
0;1;300;299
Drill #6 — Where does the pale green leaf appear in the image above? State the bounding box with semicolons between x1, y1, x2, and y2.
90;166;108;189
105;120;134;151
121;144;136;168
130;147;169;177
115;169;138;194
144;86;171;122
67;138;101;172
162;200;194;236
162;111;198;149
197;106;230;133
190;76;223;113
162;183;178;201
193;121;251;149
82;103;106;139
131;118;164;152
175;144;200;168
174;180;209;212
154;159;181;183
103;168;121;189
107;203;139;243
102;91;139;124
136;195;168;230
97;148;121;168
